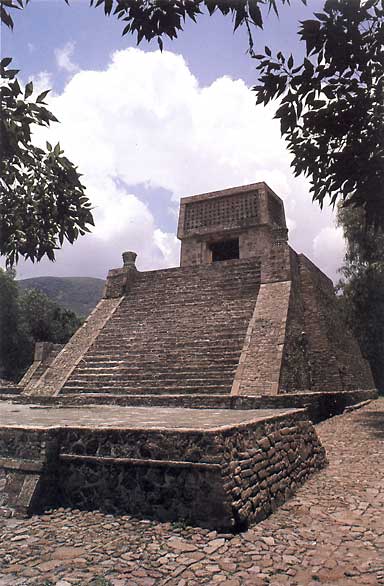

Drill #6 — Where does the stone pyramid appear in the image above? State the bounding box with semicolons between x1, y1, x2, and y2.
22;182;373;398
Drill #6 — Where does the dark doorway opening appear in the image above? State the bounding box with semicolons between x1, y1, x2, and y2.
210;238;240;262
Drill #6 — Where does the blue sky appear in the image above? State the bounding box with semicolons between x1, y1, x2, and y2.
3;0;344;281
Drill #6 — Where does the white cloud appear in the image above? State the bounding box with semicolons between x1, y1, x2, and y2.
30;71;54;96
55;41;79;74
153;230;180;268
313;226;345;280
17;48;343;282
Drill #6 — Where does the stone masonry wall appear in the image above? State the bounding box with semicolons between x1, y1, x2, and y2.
51;410;326;530
231;241;293;395
299;255;374;391
231;243;374;395
0;428;58;517
219;413;326;528
19;342;64;389
279;250;310;392
57;461;231;529
178;182;286;267
231;280;291;395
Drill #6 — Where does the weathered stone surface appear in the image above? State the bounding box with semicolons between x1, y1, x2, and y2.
0;403;325;529
61;257;262;396
0;401;382;585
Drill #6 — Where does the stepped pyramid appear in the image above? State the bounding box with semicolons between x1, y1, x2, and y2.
22;182;373;398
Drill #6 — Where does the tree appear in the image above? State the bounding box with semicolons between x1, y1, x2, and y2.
337;205;384;391
253;0;384;226
1;5;94;268
87;0;296;49
0;269;30;380
19;287;83;344
0;269;82;380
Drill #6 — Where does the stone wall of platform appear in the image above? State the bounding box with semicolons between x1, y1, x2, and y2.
57;459;232;529
53;410;326;530
0;407;326;529
0;428;58;517
220;414;326;527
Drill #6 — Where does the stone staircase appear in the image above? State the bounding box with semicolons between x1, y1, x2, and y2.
62;259;261;395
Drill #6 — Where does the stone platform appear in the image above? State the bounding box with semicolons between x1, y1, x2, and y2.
0;401;326;530
0;402;289;429
1;400;381;586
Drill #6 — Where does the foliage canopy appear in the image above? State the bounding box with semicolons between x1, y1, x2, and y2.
337;205;384;390
1;0;93;268
253;0;384;225
1;59;94;267
0;269;82;380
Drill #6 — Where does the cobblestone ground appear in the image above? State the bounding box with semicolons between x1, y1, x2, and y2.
0;400;383;586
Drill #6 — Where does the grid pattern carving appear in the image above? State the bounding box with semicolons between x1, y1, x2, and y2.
184;192;260;232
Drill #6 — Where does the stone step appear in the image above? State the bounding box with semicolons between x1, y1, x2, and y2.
65;377;232;388
133;273;260;288
64;374;232;385
83;350;243;359
134;275;260;287
101;317;252;327
0;459;48;518
103;322;251;332
134;285;258;294
76;363;236;379
87;337;246;347
81;351;242;363
121;298;255;306
95;333;248;343
65;259;260;396
73;361;237;370
80;355;240;365
61;384;231;395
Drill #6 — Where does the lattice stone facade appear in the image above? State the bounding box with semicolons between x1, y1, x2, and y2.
178;182;287;267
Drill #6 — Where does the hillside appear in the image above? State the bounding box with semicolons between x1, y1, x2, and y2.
17;276;105;317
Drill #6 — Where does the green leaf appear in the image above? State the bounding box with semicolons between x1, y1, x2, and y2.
24;81;33;99
36;89;50;103
248;2;262;28
1;57;12;68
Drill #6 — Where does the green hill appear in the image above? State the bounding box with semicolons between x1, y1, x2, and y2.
17;276;105;317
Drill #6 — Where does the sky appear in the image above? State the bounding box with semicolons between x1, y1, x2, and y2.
2;0;345;282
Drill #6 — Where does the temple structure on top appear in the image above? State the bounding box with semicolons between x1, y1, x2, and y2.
21;182;374;398
178;183;287;266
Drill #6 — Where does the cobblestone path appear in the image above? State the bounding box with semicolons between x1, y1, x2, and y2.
0;400;383;586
